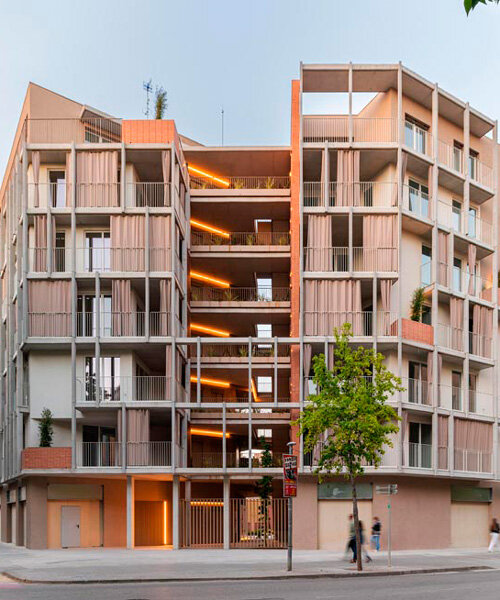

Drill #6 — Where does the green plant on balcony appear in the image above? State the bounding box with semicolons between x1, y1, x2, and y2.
410;287;426;322
213;235;225;245
233;179;244;189
264;177;276;189
38;407;54;448
238;346;249;357
277;235;289;246
246;234;255;246
191;288;201;301
223;288;237;301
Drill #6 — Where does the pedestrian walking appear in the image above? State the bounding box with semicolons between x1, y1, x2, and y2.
347;514;357;563
359;520;372;563
371;516;382;551
488;518;500;552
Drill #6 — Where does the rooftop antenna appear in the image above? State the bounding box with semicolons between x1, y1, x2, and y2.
221;106;224;146
143;79;153;118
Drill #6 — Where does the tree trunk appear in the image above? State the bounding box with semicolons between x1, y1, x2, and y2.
350;474;362;571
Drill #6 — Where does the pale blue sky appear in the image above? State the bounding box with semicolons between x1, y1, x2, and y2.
1;0;500;176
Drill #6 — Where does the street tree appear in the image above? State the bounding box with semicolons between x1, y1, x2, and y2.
465;0;499;14
295;324;402;571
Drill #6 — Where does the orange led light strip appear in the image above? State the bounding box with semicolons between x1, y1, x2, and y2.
251;379;259;402
190;219;230;238
190;427;230;438
190;500;224;507
188;165;230;188
190;375;231;388
163;501;167;545
190;271;230;288
190;323;230;337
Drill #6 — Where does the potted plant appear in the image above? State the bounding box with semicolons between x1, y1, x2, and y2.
39;408;54;447
410;287;425;322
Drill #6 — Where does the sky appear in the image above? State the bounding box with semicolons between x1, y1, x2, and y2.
1;0;500;176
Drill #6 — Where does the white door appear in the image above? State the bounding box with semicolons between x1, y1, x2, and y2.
61;506;81;548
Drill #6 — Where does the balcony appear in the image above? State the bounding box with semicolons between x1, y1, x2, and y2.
403;378;431;406
21;447;72;470
303;311;398;337
402;184;430;219
28;312;71;337
454;448;492;473
76;441;172;467
469;331;492;359
302;116;397;144
190;176;290;190
438;384;463;411
436;324;464;352
304;247;398;272
438;140;464;175
404;122;433;158
303;181;396;208
470;156;493;189
25;117;122;144
199;343;291;360
190;451;283;469
401;319;434;345
191;231;290;249
437;199;493;246
190;286;290;304
407;442;432;469
77;376;171;403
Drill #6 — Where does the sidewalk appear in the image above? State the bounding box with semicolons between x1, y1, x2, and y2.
1;544;499;584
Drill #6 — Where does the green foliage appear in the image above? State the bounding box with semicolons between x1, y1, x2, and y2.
38;408;54;447
255;437;273;499
154;86;167;119
294;323;402;570
465;0;499;14
410;287;426;322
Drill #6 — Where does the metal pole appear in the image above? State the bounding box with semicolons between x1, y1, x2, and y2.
287;495;293;571
387;499;392;568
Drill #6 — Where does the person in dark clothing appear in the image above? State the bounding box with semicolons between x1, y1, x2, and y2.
371;516;382;551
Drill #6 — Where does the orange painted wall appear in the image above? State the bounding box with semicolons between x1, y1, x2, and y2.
47;500;101;548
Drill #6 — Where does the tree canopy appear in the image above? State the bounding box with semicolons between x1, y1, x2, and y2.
465;0;499;14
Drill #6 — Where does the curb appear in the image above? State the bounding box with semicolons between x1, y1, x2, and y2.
3;564;492;585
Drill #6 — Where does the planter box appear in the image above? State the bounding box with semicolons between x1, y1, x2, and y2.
401;318;434;345
22;447;71;470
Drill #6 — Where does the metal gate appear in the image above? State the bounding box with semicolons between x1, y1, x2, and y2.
180;498;288;549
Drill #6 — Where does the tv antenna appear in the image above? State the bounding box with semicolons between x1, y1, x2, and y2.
221;106;224;146
143;79;153;118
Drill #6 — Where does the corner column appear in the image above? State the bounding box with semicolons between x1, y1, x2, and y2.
126;475;135;549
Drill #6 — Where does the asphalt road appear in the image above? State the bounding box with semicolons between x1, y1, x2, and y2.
1;569;500;600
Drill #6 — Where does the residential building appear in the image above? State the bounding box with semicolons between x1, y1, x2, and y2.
1;63;500;551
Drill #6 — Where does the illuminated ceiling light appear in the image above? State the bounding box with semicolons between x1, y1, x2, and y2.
190;219;230;238
190;323;230;337
190;271;230;288
190;375;231;388
188;165;230;188
163;501;167;545
190;427;230;439
190;500;224;507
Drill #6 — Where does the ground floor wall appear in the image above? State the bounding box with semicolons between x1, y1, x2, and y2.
296;475;500;551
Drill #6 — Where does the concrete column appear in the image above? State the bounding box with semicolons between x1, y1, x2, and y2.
172;474;179;549
120;143;126;209
126;475;135;549
348;62;353;143
223;476;230;549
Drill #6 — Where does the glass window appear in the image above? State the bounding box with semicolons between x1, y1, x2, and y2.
452;371;462;410
256;276;272;301
49;170;66;208
85;232;110;272
257;376;272;394
469;374;477;413
453;257;462;292
421;245;432;286
54;232;66;272
452;200;462;232
468;207;477;239
405;119;427;154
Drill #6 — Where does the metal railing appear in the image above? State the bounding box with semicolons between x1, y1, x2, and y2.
149;247;172;271
303;182;322;207
77;442;122;467
28;312;71;337
304;247;397;272
403;185;430;218
330;181;397;208
438;140;464;174
74;247;145;272
126;442;172;467
405;378;431;406
191;231;290;246
200;344;290;359
77;376;171;403
149;312;171;336
302;116;397;143
436;324;464;351
77;312;146;337
470;156;493;189
437;200;493;246
303;311;398;337
25;117;122;144
190;451;283;468
75;183;120;207
454;448;492;473
352;247;398;271
127;182;171;207
469;331;492;358
28;182;69;208
190;176;290;190
190;287;290;302
408;442;432;469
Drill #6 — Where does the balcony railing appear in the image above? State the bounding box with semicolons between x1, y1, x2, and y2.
75;183;120;208
404;378;431;406
454;448;492;473
303;311;398;337
190;287;290;302
303;182;322;207
199;344;290;359
149;312;171;336
304;247;398;272
77;376;171;403
127;182;171;207
25;117;122;144
190;451;283;468
408;442;432;469
402;185;430;219
330;182;397;208
126;442;172;467
190;176;290;190
438;140;464;174
74;247;145;272
469;331;492;358
28;182;69;208
28;312;71;337
302;116;397;144
437;200;493;246
77;442;122;467
191;232;290;247
438;384;463;411
470;156;493;189
436;324;464;352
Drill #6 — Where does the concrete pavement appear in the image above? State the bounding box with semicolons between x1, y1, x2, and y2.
1;544;500;583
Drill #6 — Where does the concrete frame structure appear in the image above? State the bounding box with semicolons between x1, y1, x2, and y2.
2;64;500;551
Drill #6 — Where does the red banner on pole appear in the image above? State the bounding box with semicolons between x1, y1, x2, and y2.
283;454;297;497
